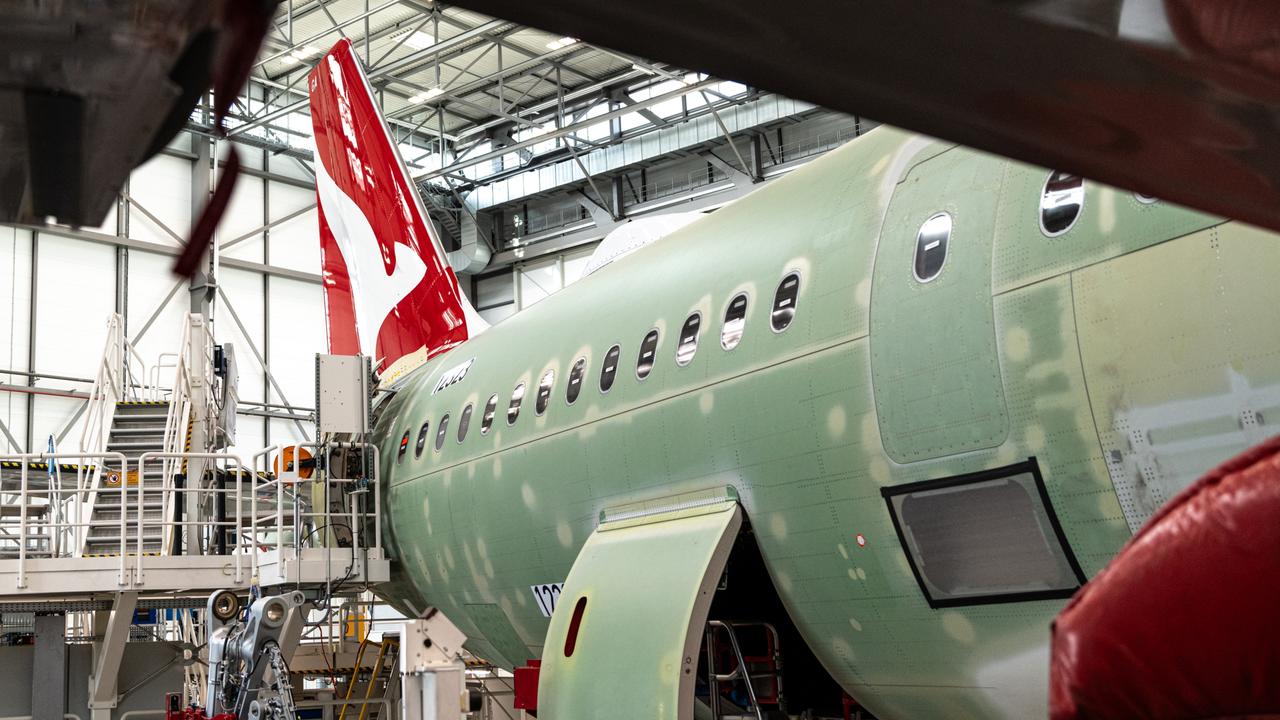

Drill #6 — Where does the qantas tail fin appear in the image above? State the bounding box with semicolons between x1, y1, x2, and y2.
307;39;485;383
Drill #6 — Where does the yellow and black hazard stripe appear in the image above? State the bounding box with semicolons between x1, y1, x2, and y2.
0;461;93;473
83;551;162;557
117;400;168;406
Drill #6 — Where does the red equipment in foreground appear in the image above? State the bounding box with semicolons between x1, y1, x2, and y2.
1050;435;1280;719
165;693;234;720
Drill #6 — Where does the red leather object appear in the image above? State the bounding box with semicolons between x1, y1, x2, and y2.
1050;435;1280;720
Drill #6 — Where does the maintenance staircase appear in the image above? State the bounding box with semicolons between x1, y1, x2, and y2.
0;312;389;598
419;186;463;241
81;401;184;556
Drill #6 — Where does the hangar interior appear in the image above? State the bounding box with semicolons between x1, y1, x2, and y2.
0;2;868;719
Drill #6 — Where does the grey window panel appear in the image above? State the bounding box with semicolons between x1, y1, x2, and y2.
435;414;450;451
481;394;498;435
637;330;660;379
537;370;555;415
415;422;429;459
397;430;410;463
567;358;586;405
676;312;701;367
881;459;1085;608
457;403;473;443
913;213;950;282
508;383;525;425
721;293;748;351
1040;171;1085;236
600;345;621;393
771;273;800;331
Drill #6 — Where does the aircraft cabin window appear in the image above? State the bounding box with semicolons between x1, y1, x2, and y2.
536;370;555;415
913;214;950;283
636;329;660;379
771;272;801;331
1040;171;1084;236
721;293;748;350
676;312;701;366
481;394;499;435
397;430;410;463
508;383;526;425
567;358;586;405
414;422;429;459
435;414;450;451
600;345;621;393
457;403;473;443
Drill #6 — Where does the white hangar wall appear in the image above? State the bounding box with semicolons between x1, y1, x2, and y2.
0;134;328;462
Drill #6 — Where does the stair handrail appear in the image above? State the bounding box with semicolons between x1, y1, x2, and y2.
156;319;196;550
121;339;154;402
80;314;126;457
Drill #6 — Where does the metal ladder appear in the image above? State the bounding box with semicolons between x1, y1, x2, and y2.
703;620;785;720
339;637;401;720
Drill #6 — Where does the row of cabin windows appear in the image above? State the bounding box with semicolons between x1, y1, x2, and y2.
396;270;803;464
912;171;1156;283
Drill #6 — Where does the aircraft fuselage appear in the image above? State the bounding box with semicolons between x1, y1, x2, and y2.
370;127;1280;719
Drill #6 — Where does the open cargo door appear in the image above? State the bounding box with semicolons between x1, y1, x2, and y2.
539;487;742;719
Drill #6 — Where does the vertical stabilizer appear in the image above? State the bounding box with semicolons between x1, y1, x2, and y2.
308;39;485;383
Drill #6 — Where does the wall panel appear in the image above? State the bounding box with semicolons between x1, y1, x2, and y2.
220;175;266;263
266;276;324;444
0;226;32;452
215;267;267;460
33;234;115;388
129;154;192;247
126;250;189;389
266;183;320;273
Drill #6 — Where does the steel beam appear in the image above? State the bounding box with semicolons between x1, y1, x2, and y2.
89;591;139;720
11;223;322;285
229;19;511;137
418;78;718;181
0;412;20;452
32;613;67;720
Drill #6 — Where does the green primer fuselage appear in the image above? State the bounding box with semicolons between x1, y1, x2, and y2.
371;127;1280;719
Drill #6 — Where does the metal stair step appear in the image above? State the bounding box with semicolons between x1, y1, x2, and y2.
110;427;166;436
114;399;170;412
92;497;165;509
107;441;168;450
86;532;164;543
92;507;166;517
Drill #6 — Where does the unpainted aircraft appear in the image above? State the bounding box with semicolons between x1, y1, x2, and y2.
309;39;1280;719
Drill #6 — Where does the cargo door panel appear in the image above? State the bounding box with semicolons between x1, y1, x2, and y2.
538;488;742;720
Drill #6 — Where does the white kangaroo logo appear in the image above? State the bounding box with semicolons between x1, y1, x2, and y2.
315;155;427;357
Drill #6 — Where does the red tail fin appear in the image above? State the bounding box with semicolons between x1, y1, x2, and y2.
308;39;483;382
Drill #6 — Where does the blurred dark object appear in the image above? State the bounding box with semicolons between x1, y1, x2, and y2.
0;0;279;228
446;0;1280;232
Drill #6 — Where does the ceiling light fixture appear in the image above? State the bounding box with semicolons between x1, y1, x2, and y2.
546;37;578;50
281;46;321;65
404;31;434;50
409;87;445;103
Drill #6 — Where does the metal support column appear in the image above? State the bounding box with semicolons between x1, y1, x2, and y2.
32;613;67;720
89;591;139;720
187;123;216;499
189;132;215;319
